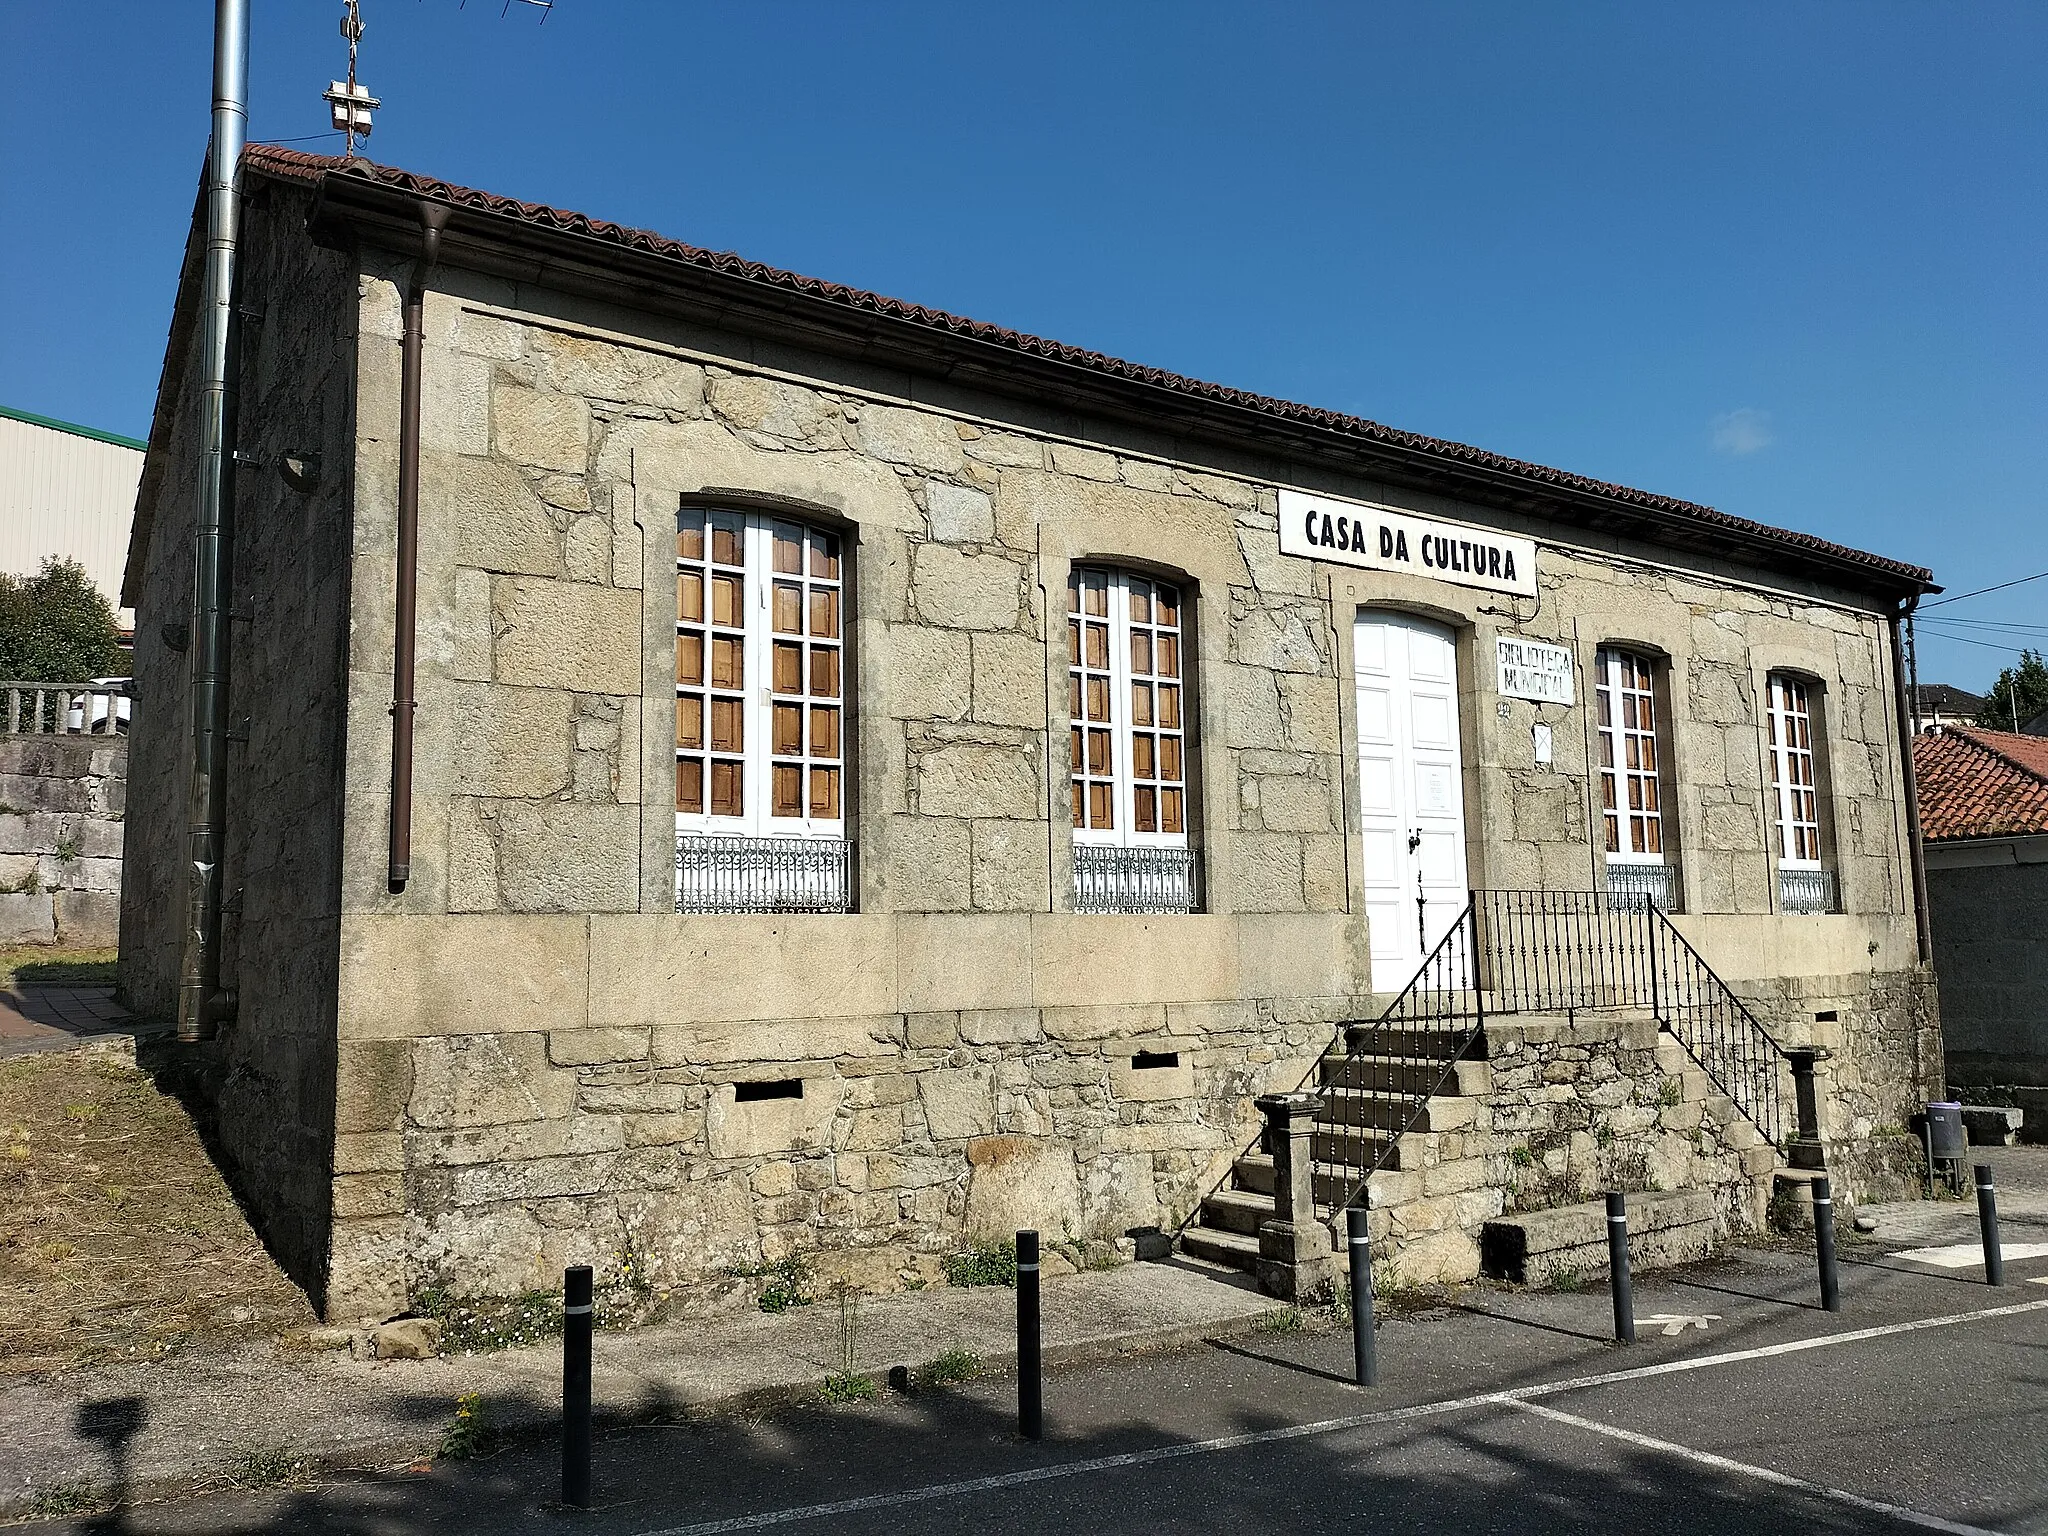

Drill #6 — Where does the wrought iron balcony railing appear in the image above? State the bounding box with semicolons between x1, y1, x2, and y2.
1073;844;1199;915
676;834;852;914
1778;866;1836;915
1604;860;1678;912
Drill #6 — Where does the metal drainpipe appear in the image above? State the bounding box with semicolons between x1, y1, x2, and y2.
177;0;249;1043
388;200;449;892
1890;596;1933;965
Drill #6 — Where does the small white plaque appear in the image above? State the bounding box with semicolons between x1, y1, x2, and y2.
1497;636;1575;705
1533;723;1553;765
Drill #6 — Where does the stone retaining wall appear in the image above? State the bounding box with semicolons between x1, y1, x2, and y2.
0;733;125;946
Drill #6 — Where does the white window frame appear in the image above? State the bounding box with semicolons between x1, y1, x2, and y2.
1594;647;1666;867
1068;566;1190;851
675;509;845;841
1766;673;1822;869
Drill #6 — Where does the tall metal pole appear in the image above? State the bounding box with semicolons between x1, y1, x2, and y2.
178;0;249;1043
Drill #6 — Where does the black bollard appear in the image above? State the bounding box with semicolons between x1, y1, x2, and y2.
1813;1175;1840;1313
1975;1165;2004;1287
562;1264;593;1508
1017;1230;1042;1441
1346;1204;1377;1387
1606;1191;1635;1344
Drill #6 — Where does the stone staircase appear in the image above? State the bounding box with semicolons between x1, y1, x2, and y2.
1179;1018;1492;1274
1179;1006;1788;1286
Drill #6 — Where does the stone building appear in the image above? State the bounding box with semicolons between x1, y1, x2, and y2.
122;147;1941;1318
1914;725;2048;1140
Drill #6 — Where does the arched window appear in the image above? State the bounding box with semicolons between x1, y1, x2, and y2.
1766;673;1833;912
1595;647;1673;909
1068;566;1197;912
675;506;848;911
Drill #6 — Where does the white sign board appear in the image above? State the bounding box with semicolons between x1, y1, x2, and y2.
1496;636;1575;705
1278;489;1537;598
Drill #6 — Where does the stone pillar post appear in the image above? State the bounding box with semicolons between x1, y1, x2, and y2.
1786;1048;1829;1170
1254;1092;1332;1302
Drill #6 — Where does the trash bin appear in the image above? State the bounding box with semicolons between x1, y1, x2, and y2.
1923;1101;1967;1193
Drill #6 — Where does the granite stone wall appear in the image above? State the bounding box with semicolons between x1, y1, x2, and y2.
0;733;124;946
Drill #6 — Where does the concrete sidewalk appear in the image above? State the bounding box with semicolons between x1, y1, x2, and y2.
0;1256;1274;1520
0;985;146;1060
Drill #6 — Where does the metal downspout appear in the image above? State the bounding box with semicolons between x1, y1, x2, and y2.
1890;596;1933;965
388;201;448;892
177;0;249;1043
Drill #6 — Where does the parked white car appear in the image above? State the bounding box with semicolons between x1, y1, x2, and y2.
64;678;132;734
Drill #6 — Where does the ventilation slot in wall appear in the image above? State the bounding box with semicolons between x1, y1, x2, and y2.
1131;1051;1181;1070
735;1079;804;1102
1815;1010;1839;1023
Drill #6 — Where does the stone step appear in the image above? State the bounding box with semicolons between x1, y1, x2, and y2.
1316;1092;1475;1135
1199;1188;1271;1237
1318;1055;1480;1097
1312;1125;1404;1170
1480;1189;1720;1286
1339;1023;1490;1061
1232;1153;1375;1206
1179;1224;1259;1271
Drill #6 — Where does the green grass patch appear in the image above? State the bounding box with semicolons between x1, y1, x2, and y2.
942;1239;1018;1288
920;1347;985;1386
820;1371;877;1405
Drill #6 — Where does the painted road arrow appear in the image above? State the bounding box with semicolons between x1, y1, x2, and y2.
1639;1313;1719;1337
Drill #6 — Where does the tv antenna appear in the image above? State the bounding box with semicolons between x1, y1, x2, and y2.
457;0;555;18
323;1;380;158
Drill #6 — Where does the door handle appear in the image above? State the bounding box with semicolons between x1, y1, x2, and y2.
1407;829;1422;853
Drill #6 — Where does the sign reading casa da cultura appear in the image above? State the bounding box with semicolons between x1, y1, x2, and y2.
1278;489;1539;599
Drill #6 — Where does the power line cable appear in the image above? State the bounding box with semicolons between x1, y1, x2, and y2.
1919;568;2048;609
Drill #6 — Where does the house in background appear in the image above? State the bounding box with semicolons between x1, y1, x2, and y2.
1914;724;2048;1141
0;404;144;633
122;146;1941;1319
1911;683;1985;734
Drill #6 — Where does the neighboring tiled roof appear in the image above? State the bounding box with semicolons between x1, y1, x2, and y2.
1913;726;2048;840
1914;682;1986;713
238;143;1934;595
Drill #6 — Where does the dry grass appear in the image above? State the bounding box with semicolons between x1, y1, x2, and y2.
0;945;120;991
0;1049;313;1374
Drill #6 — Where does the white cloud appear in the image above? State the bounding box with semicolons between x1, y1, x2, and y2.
1710;407;1774;456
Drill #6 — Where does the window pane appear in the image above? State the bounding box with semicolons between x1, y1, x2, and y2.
1086;676;1109;722
711;635;744;689
1130;631;1153;676
710;759;743;817
1130;585;1151;623
1067;573;1082;614
773;701;802;756
1160;736;1182;781
677;517;705;562
1605;814;1620;852
712;574;743;627
1131;683;1153;726
1133;733;1155;780
810;766;840;819
811;705;840;758
1067;620;1081;666
1088;781;1113;829
676;757;703;813
1085;624;1108;670
711;517;743;567
1644;819;1662;854
1088;728;1111;775
711;697;745;752
1161;788;1183;834
677;572;705;623
1084;574;1108;617
1070;781;1084;828
810;534;840;580
676;694;704;749
773;523;802;574
676;632;704;686
809;587;839;639
1134;785;1157;833
1157;634;1179;679
810;646;840;699
772;763;803;817
773;582;802;634
1155;587;1178;626
773;641;802;693
1070;727;1083;771
1068;675;1082;718
1158;684;1181;728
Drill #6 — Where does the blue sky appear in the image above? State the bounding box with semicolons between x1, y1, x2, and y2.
3;3;2042;688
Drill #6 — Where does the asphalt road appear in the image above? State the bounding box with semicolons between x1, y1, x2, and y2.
30;1223;2048;1536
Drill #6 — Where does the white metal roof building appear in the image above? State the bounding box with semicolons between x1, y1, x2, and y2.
0;404;145;629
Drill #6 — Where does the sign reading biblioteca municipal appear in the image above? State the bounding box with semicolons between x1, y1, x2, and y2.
1277;489;1538;599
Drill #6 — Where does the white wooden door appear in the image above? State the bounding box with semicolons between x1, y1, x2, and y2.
1354;612;1470;992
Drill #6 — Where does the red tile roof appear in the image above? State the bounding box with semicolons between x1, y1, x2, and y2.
231;143;1936;595
1913;726;2048;841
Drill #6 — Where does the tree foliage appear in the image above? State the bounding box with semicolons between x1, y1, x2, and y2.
0;558;124;684
1974;648;2048;732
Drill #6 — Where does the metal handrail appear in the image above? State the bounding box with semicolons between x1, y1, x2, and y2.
1644;905;1790;1148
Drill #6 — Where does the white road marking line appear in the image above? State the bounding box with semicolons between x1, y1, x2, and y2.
1503;1400;2007;1536
632;1297;2048;1536
1888;1242;2048;1269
